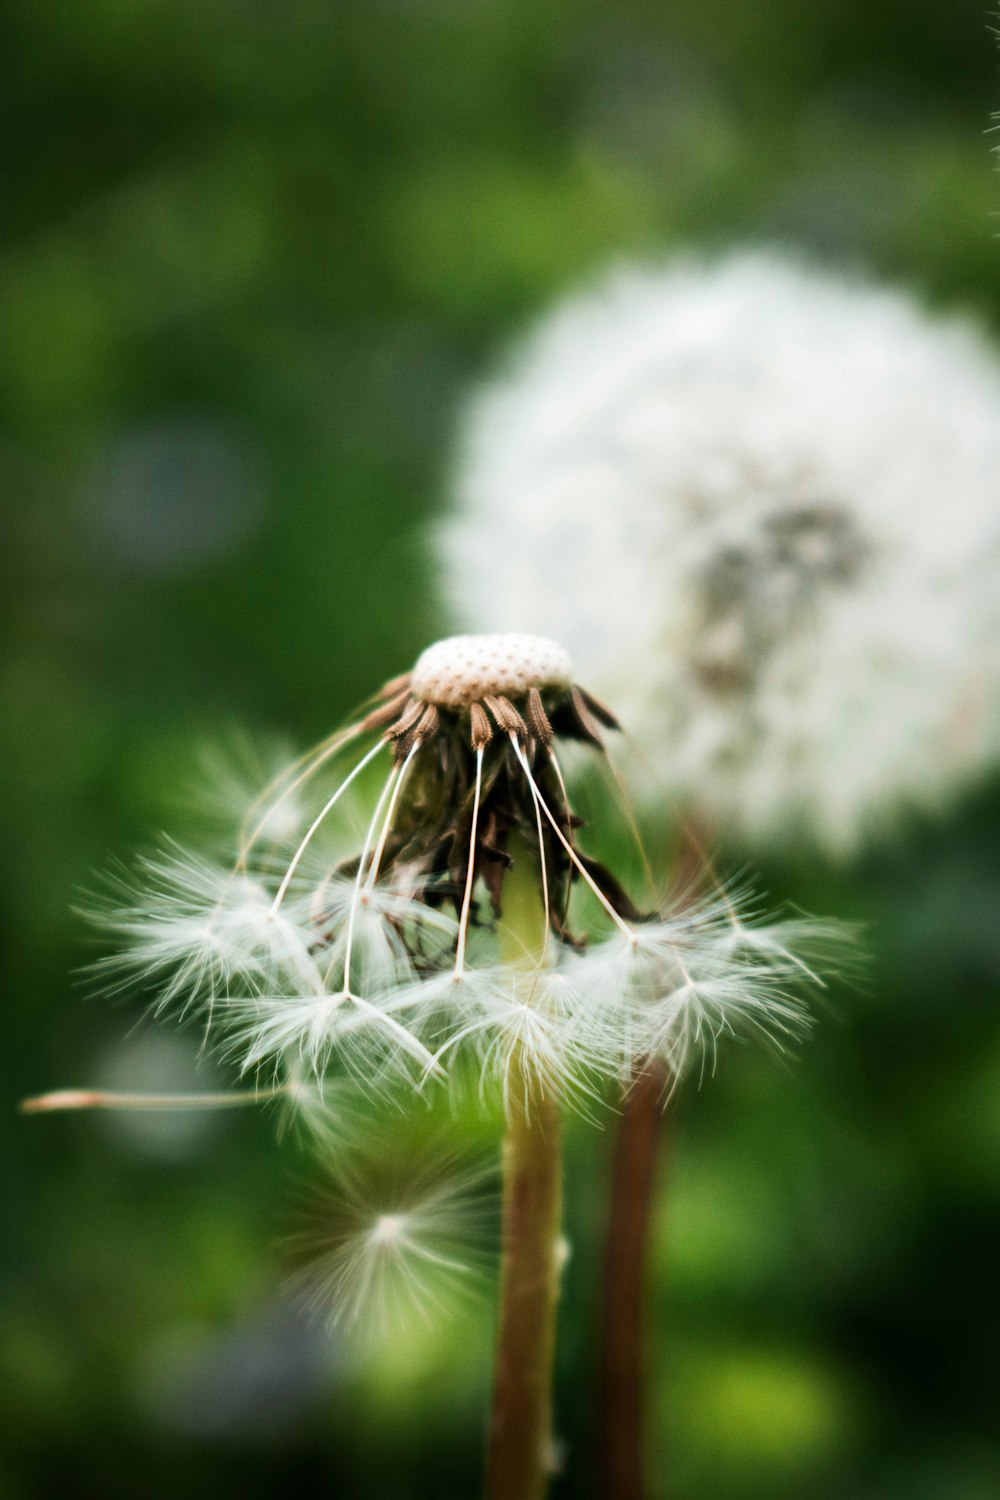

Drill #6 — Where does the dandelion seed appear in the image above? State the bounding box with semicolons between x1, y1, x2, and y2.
88;846;316;1017
191;737;309;850
287;1150;497;1337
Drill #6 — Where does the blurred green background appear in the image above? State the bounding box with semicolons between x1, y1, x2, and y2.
4;1;1000;1496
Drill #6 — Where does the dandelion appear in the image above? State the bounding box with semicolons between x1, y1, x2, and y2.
25;631;843;1500
441;249;1000;854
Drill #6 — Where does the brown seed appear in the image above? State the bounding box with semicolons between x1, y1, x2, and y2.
361;688;413;732
469;701;493;750
387;698;426;740
575;684;621;731
377;671;413;700
484;694;528;740
416;703;439;740
526;687;554;748
570;685;605;746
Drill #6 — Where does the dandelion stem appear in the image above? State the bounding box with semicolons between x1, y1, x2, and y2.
596;1056;669;1500
596;821;704;1500
487;836;562;1500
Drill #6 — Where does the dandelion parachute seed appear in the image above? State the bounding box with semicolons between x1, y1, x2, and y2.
287;1150;497;1337
41;629;839;1111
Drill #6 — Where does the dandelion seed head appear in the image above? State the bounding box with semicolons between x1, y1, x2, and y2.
82;621;846;1113
228;982;435;1091
441;250;1000;851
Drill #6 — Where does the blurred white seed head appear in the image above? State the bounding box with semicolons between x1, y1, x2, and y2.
441;250;1000;852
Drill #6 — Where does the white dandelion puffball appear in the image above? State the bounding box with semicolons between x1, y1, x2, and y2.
441;250;1000;852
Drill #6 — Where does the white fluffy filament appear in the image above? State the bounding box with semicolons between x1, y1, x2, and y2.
454;747;484;977
270;737;386;912
511;736;633;941
363;741;422;895
336;749;412;991
238;722;365;867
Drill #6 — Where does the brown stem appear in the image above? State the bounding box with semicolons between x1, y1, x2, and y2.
596;816;708;1498
487;1066;563;1500
597;1056;669;1500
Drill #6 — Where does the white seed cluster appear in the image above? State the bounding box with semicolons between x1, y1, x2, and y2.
411;633;572;710
442;250;1000;851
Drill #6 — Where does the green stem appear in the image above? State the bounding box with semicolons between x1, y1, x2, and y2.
487;837;563;1500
